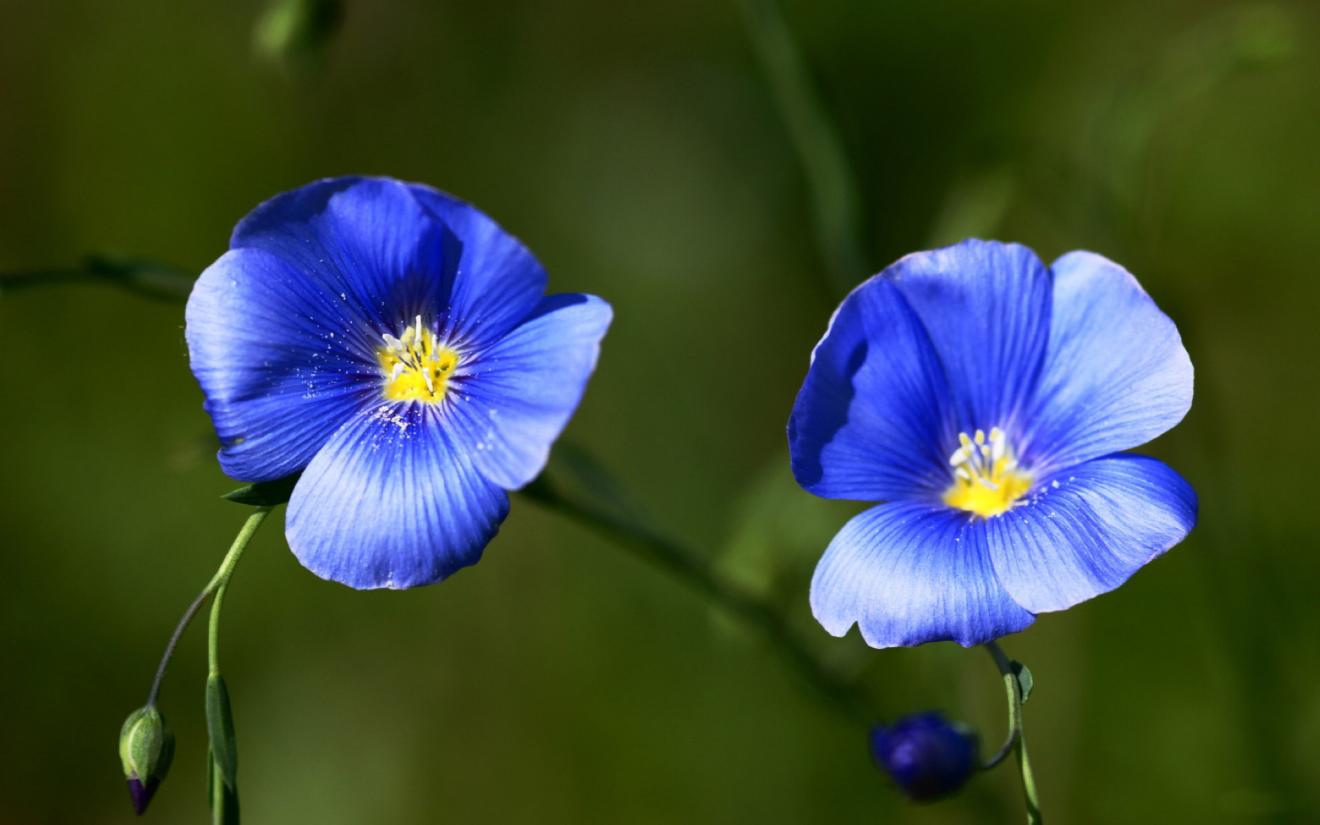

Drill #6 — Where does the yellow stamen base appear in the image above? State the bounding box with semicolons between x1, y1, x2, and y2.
942;427;1032;518
378;316;459;404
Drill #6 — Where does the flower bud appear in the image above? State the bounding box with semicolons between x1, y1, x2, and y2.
118;705;175;815
869;712;978;802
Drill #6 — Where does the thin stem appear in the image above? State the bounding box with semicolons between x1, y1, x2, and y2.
208;508;272;675
0;256;193;303
526;479;873;725
144;508;272;706
984;641;1043;824
737;0;865;299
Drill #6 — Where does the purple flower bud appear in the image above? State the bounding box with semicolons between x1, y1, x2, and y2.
119;706;175;815
870;712;978;802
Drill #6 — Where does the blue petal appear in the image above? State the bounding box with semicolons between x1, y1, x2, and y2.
886;240;1052;431
789;277;955;501
185;247;381;481
810;501;1036;648
286;404;510;589
984;455;1196;614
1023;252;1193;471
230;177;455;335
407;183;548;349
448;294;613;490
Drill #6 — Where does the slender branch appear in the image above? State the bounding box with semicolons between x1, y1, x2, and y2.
525;478;873;725
0;256;192;303
984;641;1043;824
144;507;272;706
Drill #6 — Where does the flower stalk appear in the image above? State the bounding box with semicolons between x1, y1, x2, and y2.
984;641;1042;824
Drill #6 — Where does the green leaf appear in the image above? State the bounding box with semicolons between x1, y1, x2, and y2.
223;473;300;507
1010;660;1034;704
208;755;241;825
205;674;238;789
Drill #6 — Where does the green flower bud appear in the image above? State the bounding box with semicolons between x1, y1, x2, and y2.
118;705;175;815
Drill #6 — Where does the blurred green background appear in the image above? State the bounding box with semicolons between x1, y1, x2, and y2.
2;1;1318;822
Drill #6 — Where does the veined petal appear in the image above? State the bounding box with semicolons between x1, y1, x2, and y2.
1024;251;1193;470
789;277;954;501
230;177;455;338
810;501;1036;648
886;240;1052;431
407;184;548;349
286;404;510;589
185;247;380;481
985;454;1196;614
447;294;612;490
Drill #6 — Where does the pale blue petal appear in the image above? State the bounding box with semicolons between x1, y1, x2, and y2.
1024;251;1193;471
447;294;612;490
810;501;1036;648
985;455;1196;613
285;404;510;589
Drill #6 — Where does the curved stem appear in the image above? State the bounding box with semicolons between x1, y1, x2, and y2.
526;479;873;725
144;508;272;705
984;641;1043;824
207;508;271;675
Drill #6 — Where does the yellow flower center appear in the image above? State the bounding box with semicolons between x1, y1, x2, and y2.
942;427;1032;518
377;315;459;404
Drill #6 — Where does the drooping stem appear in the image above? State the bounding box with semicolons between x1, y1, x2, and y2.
525;478;873;725
984;641;1043;824
144;507;272;706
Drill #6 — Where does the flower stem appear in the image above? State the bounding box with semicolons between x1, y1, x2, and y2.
984;641;1043;824
525;478;873;725
145;507;273;706
208;507;271;675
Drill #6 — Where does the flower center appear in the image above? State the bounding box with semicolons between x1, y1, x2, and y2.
942;427;1032;518
377;315;459;404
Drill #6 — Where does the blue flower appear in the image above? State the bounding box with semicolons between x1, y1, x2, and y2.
186;177;612;589
789;240;1196;647
870;713;979;802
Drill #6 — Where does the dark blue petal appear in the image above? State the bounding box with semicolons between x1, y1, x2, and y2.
185;247;380;481
886;240;1052;431
407;183;548;349
985;455;1196;614
285;404;510;589
810;501;1035;648
1023;251;1193;471
448;294;612;490
789;277;954;501
230;177;456;336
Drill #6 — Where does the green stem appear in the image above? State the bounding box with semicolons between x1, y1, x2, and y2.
985;641;1042;824
737;0;865;298
0;256;193;303
526;478;872;725
207;508;271;675
145;507;273;706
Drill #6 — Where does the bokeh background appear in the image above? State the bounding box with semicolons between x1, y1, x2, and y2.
2;1;1318;822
